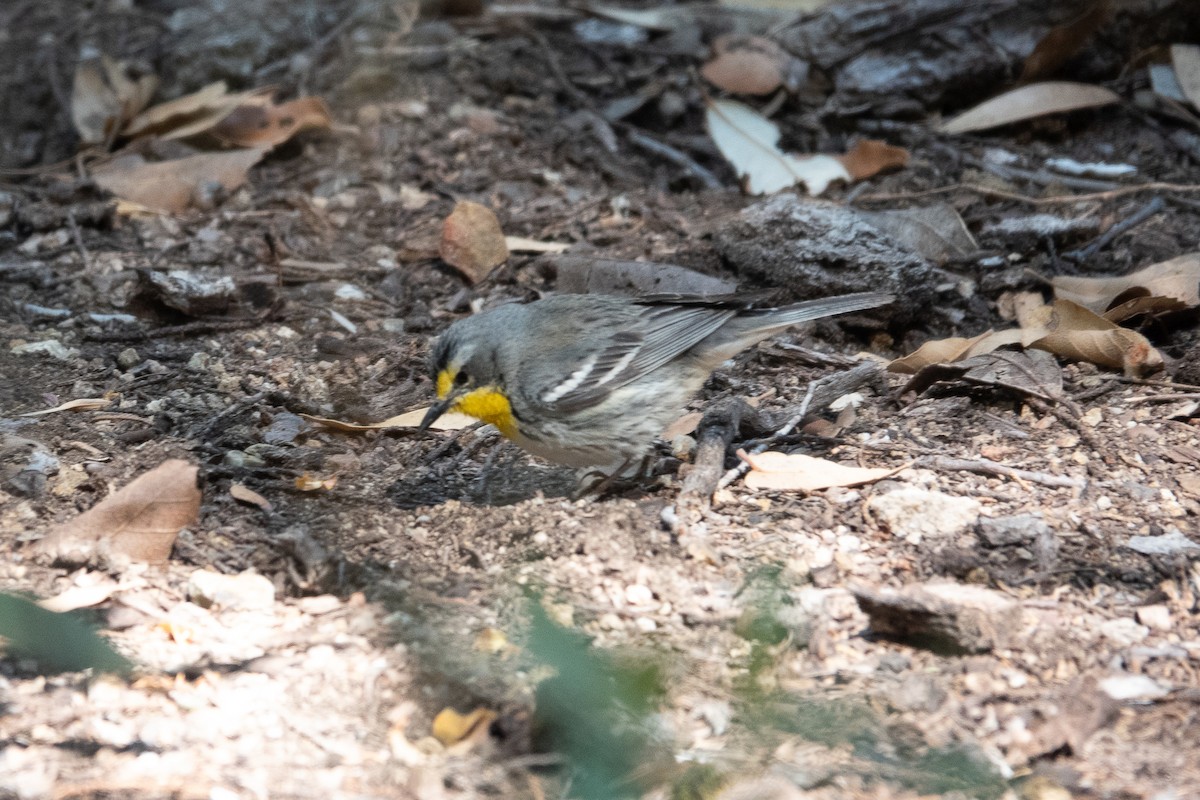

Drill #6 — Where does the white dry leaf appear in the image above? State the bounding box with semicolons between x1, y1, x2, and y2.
739;449;901;492
1171;44;1200;112
504;236;570;254
300;409;476;432
705;99;849;195
942;82;1120;134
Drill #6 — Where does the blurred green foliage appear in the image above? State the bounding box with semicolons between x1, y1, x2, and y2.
0;592;132;675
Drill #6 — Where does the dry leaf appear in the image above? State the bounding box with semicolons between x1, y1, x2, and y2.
739;449;901;491
294;473;338;491
942;82;1120;134
300;409;476;432
1171;44;1200;111
71;55;158;145
888;332;999;374
1102;295;1189;323
20;398;113;416
702;35;792;96
439;201;508;283
1052;254;1200;313
1020;3;1111;83
36;459;200;565
838;139;909;181
1029;299;1163;377
662;411;703;440
92;148;266;213
706;99;850;195
431;707;498;748
504;236;570;254
859;204;975;264
122;81;244;139
902;350;1064;401
211;96;333;148
230;483;272;512
40;581;119;613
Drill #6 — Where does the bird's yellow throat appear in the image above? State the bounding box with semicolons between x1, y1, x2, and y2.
436;369;518;438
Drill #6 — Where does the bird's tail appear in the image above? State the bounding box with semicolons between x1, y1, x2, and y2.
701;291;894;363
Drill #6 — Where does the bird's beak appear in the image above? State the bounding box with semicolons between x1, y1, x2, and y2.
417;396;455;431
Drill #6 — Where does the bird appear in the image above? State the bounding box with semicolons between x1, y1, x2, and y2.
418;291;893;470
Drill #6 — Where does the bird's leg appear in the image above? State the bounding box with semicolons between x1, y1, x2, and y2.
572;456;636;500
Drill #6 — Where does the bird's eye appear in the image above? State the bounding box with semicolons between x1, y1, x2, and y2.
454;371;469;386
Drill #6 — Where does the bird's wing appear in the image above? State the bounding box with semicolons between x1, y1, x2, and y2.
539;304;735;412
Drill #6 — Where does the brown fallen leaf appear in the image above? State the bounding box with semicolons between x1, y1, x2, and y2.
739;449;903;492
942;82;1120;134
229;483;272;512
36;459;200;565
887;332;999;374
439;201;508;283
1020;2;1111;83
701;35;800;96
662;411;703;440
1029;299;1163;377
20;398;113;416
71;55;158;145
211;96;333;148
122;81;249;139
1101;295;1190;324
300;409;476;432
837;139;909;181
92;148;266;213
901;350;1064;402
431;707;498;749
1051;253;1200;313
1172;43;1200;112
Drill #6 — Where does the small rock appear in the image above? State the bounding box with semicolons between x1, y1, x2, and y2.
1127;529;1199;556
1135;604;1172;631
977;513;1050;547
624;584;654;606
141;270;236;316
888;673;947;712
188;569;275;611
869;487;981;544
116;348;141;370
11;339;78;361
852;581;1022;654
1099;617;1149;646
1098;673;1170;701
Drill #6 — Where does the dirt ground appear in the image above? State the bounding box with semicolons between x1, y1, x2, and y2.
2;1;1200;799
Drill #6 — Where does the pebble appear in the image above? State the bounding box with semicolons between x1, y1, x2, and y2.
188;569;276;611
1135;604;1172;631
869;487;981;544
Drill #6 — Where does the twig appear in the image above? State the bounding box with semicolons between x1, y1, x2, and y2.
914;455;1086;489
623;128;722;189
718;361;886;489
854;180;1200;207
1123;392;1200;404
1062;196;1165;262
65;210;92;270
670;398;749;538
191;391;267;439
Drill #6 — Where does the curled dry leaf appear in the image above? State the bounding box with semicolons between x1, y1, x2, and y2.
211;96;333;148
123;82;266;141
702;35;801;96
942;82;1120;134
1051;253;1200;313
888;332;999;374
92;148;266;213
36;459;201;566
1029;299;1163;377
838;139;909;181
439;200;509;283
901;350;1064;402
71;55;158;145
1020;2;1111;83
432;707;498;749
739;449;902;492
1171;44;1200;112
301;409;476;432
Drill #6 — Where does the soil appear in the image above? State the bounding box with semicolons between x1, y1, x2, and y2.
2;2;1199;799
